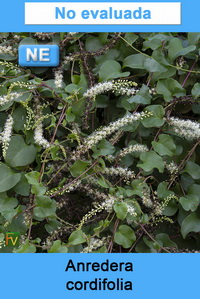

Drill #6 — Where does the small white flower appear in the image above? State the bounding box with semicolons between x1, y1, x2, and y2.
118;144;148;159
34;32;51;40
34;122;50;149
1;115;13;158
54;69;63;88
0;45;16;56
63;55;76;64
127;204;137;216
81;111;152;151
165;161;178;174
83;82;113;98
83;80;138;99
142;189;153;208
69;32;79;36
101;194;117;213
102;167;135;180
81;237;106;253
0;92;22;106
167;117;200;140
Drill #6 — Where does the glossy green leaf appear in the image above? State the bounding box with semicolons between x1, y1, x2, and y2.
114;225;136;248
14;239;36;253
48;240;68;253
34;196;57;218
5;136;36;167
188;32;200;45
156;78;186;102
0;192;18;212
68;230;86;245
13;107;27;132
13;173;30;196
99;60;130;81
192;83;200;99
0;163;21;192
25;171;40;185
181;212;200;239
123;54;167;72
155;233;177;248
168;38;196;61
114;202;128;220
179;195;199;212
152;134;176;156
128;84;152;104
184;161;200;180
137;151;165;173
70;160;90;177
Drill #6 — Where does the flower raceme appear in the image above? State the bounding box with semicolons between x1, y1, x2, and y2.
54;68;63;88
167;116;200;140
70;111;152;160
1;115;13;158
34;122;51;149
118;144;149;159
0;92;22;106
83;81;113;98
101;166;135;181
0;45;17;56
83;80;138;98
33;104;51;149
82;111;152;149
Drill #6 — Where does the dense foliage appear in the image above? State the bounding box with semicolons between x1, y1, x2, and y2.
0;32;200;253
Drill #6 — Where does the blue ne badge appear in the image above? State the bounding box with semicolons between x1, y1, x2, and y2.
18;45;59;67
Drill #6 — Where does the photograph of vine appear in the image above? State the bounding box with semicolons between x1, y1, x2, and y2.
0;32;200;253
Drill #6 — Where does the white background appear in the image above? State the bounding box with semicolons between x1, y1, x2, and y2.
25;2;181;25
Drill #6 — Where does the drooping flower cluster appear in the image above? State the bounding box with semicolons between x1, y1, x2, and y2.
118;143;149;159
109;130;123;145
83;175;99;187
34;32;52;40
149;87;157;95
153;203;163;216
167;117;200;140
83;82;113;98
0;115;13;158
54;69;63;88
69;32;79;35
47;180;82;197
101;167;135;182
0;45;17;56
165;161;178;175
0;238;5;250
64;180;82;194
111;79;138;96
34;122;51;149
71;111;152;160
83;111;152;150
152;194;178;219
100;195;119;213
176;56;186;69
127;204;137;216
34;105;51;149
78;183;118;213
0;92;22;106
13;35;21;42
62;55;77;64
81;237;107;253
141;189;153;208
83;80;138;98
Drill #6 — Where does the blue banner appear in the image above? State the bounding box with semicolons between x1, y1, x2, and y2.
0;253;199;299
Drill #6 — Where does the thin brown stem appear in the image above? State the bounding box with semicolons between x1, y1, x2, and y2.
139;224;170;253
